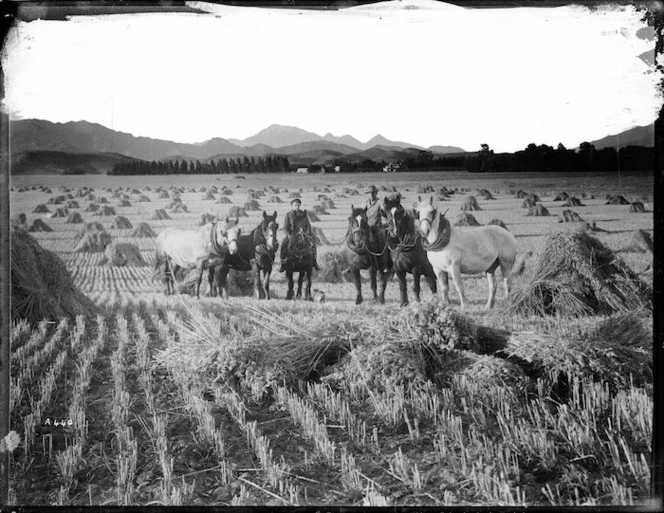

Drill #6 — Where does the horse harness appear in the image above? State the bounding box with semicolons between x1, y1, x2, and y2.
346;217;388;257
387;208;419;252
210;222;228;256
420;209;451;251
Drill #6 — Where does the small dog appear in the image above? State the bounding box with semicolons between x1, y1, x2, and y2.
312;289;325;303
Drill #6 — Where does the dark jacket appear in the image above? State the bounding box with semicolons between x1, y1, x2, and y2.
284;209;312;236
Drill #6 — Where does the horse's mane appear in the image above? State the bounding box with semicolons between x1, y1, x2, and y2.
421;211;451;251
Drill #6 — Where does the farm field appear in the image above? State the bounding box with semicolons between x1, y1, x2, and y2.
7;170;654;506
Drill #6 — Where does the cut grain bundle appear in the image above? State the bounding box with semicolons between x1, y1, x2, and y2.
226;206;247;217
28;219;53;232
199;186;207;192
52;207;69;218
526;204;550;216
97;197;109;204
47;196;64;205
73;229;112;252
319;249;353;283
487;218;508;230
166;198;183;209
117;199;132;207
289;192;301;199
558;209;584;223
624;229;653;253
170;204;189;213
321;198;336;210
501;311;652;392
130;188;142;195
606;195;630;205
202;192;216;201
215;196;232;204
11;229;97;324
243;200;261;211
111;216;133;230
129;222;156;238
512;250;533;276
221;188;233;195
268;196;283;203
343;187;360;195
312;204;327;215
460;195;481;211
94;206;116;216
12;213;27;229
85;203;99;212
526;193;540;203
65;200;80;209
85;194;96;201
306;211;321;223
99;242;147;267
503;230;651;317
137;195;151;202
158;190;170;199
151;209;171;220
515;190;528;198
65;212;84;224
417;184;435;193
199;213;216;226
629;202;646;213
247;191;261;200
33;204;50;214
312;227;330;246
74;189;87;198
521;198;538;208
454;212;481;226
563;197;584;207
77;222;105;239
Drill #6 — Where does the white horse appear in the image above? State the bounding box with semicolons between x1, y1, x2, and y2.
414;196;517;309
154;218;241;298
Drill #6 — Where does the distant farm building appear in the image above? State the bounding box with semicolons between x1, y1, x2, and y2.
383;163;401;172
296;167;309;174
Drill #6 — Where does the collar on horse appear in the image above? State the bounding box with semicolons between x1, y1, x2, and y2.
346;223;368;254
210;222;227;255
387;210;419;252
421;210;451;251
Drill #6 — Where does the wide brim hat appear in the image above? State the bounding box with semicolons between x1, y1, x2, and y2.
290;198;302;205
366;185;378;194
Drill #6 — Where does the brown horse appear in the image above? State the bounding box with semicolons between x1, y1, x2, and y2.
282;213;316;301
211;211;279;300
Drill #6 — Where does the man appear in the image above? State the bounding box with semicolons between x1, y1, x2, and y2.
280;198;320;271
363;185;390;273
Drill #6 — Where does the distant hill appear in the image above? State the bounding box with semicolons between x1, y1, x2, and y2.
428;144;468;154
587;124;654;149
11;151;138;175
236;124;322;148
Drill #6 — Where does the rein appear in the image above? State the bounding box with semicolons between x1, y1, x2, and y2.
420;211;451;251
387;211;419;252
289;230;315;259
210;223;227;256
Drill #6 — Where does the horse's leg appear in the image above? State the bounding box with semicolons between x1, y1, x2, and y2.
413;266;422;302
208;266;217;298
305;269;312;301
486;271;497;309
286;270;294;300
427;269;438;295
369;264;379;301
218;266;230;299
397;270;408;307
195;263;205;299
263;269;270;300
296;271;304;300
252;261;261;300
499;259;513;299
435;269;450;305
378;269;388;304
352;268;363;305
450;264;467;308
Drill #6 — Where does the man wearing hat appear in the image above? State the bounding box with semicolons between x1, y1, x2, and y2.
363;185;390;273
280;198;320;272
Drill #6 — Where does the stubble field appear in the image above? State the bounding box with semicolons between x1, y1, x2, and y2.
8;170;654;506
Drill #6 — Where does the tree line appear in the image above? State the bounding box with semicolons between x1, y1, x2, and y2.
109;155;291;176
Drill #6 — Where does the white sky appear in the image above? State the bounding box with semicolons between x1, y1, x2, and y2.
2;0;660;153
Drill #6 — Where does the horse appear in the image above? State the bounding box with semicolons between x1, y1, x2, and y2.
154;217;240;298
282;213;316;301
210;211;279;300
382;194;437;307
414;196;517;309
345;205;391;305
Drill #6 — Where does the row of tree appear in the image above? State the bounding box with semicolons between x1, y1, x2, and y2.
110;155;291;176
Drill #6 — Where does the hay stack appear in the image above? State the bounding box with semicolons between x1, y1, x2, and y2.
111;216;133;229
166;198;183;209
97;197;109;204
526;193;540;203
307;211;322;222
606;195;630;205
12;213;27;230
521;198;538;208
47;196;63;205
159;190;170;199
130;222;156;238
563;197;584;207
244;200;261;211
171;204;189;213
312;227;330;245
526;204;550;217
137;195;151;202
268;196;283;203
94;206;117;216
202;192;216;201
417;184;435;193
477;189;495;200
65;200;80;209
624;229;653;253
460;195;481;211
74;229;112;253
77;222;105;239
85;194;96;201
52;207;69;218
151;209;171;220
504;230;651;317
558;209;584;223
289;192;301;199
199;213;216;226
33;204;50;214
66;212;84;224
313;205;327;215
221;189;233;196
343;187;360;196
319;249;353;283
488;218;508;230
553;192;570;201
99;242;147;267
322;198;336;210
454;212;481;226
85;203;99;212
216;196;232;204
512;250;533;276
11;229;96;324
629;202;646;213
28;219;53;232
117;199;132;207
515;190;528;198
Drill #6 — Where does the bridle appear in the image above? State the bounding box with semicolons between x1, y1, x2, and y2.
419;207;450;251
289;225;315;259
210;222;229;256
386;205;418;251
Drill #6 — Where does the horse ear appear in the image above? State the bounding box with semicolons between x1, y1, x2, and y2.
418;195;422;203
351;204;354;212
225;216;230;223
272;211;277;219
429;195;434;205
263;211;267;219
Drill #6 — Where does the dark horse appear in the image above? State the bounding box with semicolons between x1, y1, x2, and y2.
383;194;437;306
211;211;280;299
282;214;316;301
345;206;392;305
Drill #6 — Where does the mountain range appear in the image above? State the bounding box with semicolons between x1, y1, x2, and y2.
8;118;655;175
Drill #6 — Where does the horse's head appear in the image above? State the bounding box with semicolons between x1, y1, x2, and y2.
222;216;241;255
383;193;404;238
414;195;439;239
348;205;369;246
262;211;279;251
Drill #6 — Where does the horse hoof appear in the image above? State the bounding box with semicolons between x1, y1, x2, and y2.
356;297;363;305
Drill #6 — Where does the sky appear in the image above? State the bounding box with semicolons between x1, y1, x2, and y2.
1;0;661;153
